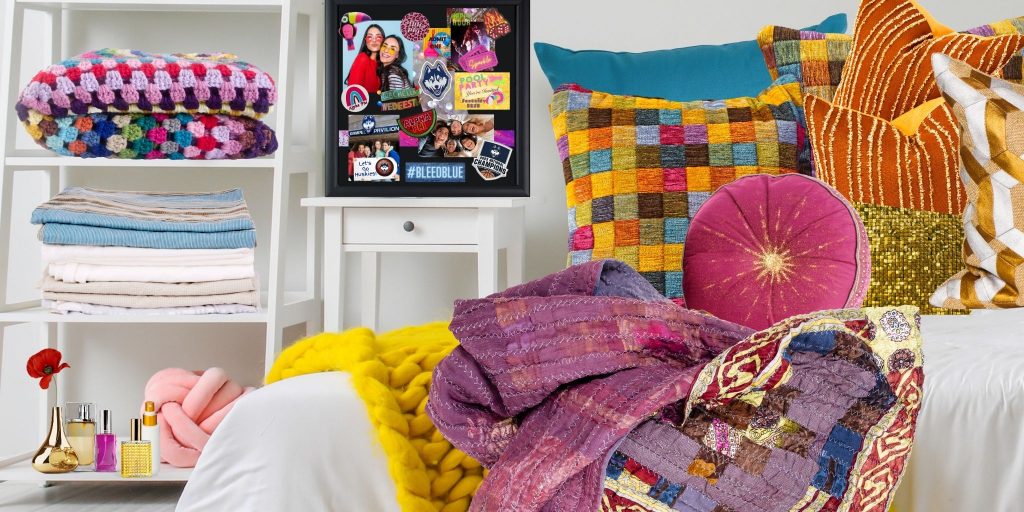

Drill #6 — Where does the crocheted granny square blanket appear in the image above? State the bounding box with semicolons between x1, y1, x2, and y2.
17;49;277;119
18;111;277;160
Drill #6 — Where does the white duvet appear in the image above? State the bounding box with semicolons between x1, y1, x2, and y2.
179;312;1024;511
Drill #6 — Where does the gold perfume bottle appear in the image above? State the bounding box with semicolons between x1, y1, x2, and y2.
66;402;96;470
120;419;152;478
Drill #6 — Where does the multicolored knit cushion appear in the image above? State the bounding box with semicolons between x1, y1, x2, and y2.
758;16;1024;105
550;79;811;303
603;306;924;512
17;49;276;119
18;111;277;160
757;26;851;103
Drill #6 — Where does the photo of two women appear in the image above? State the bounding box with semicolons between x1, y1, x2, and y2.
343;21;415;94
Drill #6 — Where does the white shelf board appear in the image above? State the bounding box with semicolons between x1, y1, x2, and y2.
302;197;529;209
16;0;282;13
0;460;191;482
0;291;313;324
6;155;277;169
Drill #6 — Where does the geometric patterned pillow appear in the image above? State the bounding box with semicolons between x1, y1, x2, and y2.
930;54;1024;309
757;26;851;103
550;79;812;303
758;14;1024;106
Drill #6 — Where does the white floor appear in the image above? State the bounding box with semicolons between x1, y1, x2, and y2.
0;482;182;511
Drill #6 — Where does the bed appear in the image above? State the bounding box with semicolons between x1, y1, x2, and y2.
177;312;1024;511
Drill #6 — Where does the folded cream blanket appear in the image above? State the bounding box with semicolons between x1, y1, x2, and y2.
48;262;256;283
44;301;258;315
40;276;257;296
43;290;260;308
42;245;255;266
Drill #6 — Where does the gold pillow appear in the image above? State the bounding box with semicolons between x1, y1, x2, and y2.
931;54;1024;309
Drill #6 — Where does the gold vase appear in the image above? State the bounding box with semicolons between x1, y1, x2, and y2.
32;406;79;473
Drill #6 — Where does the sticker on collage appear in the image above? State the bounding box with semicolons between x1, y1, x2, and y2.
447;9;497;73
482;8;511;39
455;72;510;110
347;115;401;182
457;46;498;72
472;140;512;181
405;162;465;183
424;28;451;59
339;11;372;50
420;60;453;101
380;87;420;112
342;84;370;112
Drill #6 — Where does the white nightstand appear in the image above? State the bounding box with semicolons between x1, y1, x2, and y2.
301;197;527;331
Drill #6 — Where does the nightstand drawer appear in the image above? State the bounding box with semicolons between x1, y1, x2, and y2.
342;208;479;245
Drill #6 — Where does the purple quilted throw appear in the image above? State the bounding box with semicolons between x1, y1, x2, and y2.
428;260;924;512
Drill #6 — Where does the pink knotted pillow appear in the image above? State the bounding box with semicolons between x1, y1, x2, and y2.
143;367;255;468
682;173;870;330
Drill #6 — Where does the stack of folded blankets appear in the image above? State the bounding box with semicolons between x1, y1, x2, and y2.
15;49;277;160
31;187;260;315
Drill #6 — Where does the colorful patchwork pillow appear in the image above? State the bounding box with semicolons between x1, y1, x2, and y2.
17;111;278;160
550;79;811;303
535;14;846;103
930;55;1024;309
17;49;277;119
683;174;870;330
604;306;924;512
758;13;1024;106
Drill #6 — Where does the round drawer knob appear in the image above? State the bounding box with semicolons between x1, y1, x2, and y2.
403;221;415;232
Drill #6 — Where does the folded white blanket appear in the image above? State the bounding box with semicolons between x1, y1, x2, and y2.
40;275;258;296
48;262;256;284
42;245;255;266
43;300;259;315
43;290;260;308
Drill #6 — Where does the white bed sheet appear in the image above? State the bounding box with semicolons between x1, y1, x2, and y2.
176;371;398;512
893;311;1024;512
179;312;1024;512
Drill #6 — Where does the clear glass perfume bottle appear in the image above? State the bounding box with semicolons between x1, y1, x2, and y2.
120;418;152;478
65;402;95;471
95;409;117;472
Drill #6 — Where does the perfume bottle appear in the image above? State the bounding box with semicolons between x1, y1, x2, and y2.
66;402;96;471
142;401;161;475
95;409;117;472
120;419;152;478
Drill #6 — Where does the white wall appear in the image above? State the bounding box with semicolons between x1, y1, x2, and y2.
1;0;1020;458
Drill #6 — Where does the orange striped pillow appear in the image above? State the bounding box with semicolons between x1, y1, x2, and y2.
833;0;1024;121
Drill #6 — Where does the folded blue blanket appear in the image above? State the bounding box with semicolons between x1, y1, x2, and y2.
41;223;256;249
31;187;255;233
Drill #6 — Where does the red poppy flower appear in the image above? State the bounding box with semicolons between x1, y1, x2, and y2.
26;349;70;389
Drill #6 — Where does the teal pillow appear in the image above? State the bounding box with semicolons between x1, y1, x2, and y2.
534;13;846;102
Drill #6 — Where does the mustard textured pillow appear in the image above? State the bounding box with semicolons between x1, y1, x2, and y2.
931;54;1024;309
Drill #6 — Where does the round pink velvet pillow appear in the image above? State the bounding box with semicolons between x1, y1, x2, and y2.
683;174;870;330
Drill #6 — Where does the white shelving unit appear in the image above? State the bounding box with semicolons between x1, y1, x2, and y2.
0;0;324;482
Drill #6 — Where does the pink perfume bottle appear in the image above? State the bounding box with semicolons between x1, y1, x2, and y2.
94;409;117;472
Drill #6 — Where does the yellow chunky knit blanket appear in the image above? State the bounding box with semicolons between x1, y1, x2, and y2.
265;322;484;512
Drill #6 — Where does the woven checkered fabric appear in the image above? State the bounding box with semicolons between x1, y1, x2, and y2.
601;307;924;512
17;49;276;119
931;55;1024;309
550;80;811;303
758;16;1024;105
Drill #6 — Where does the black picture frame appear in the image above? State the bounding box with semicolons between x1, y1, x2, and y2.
325;0;530;197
